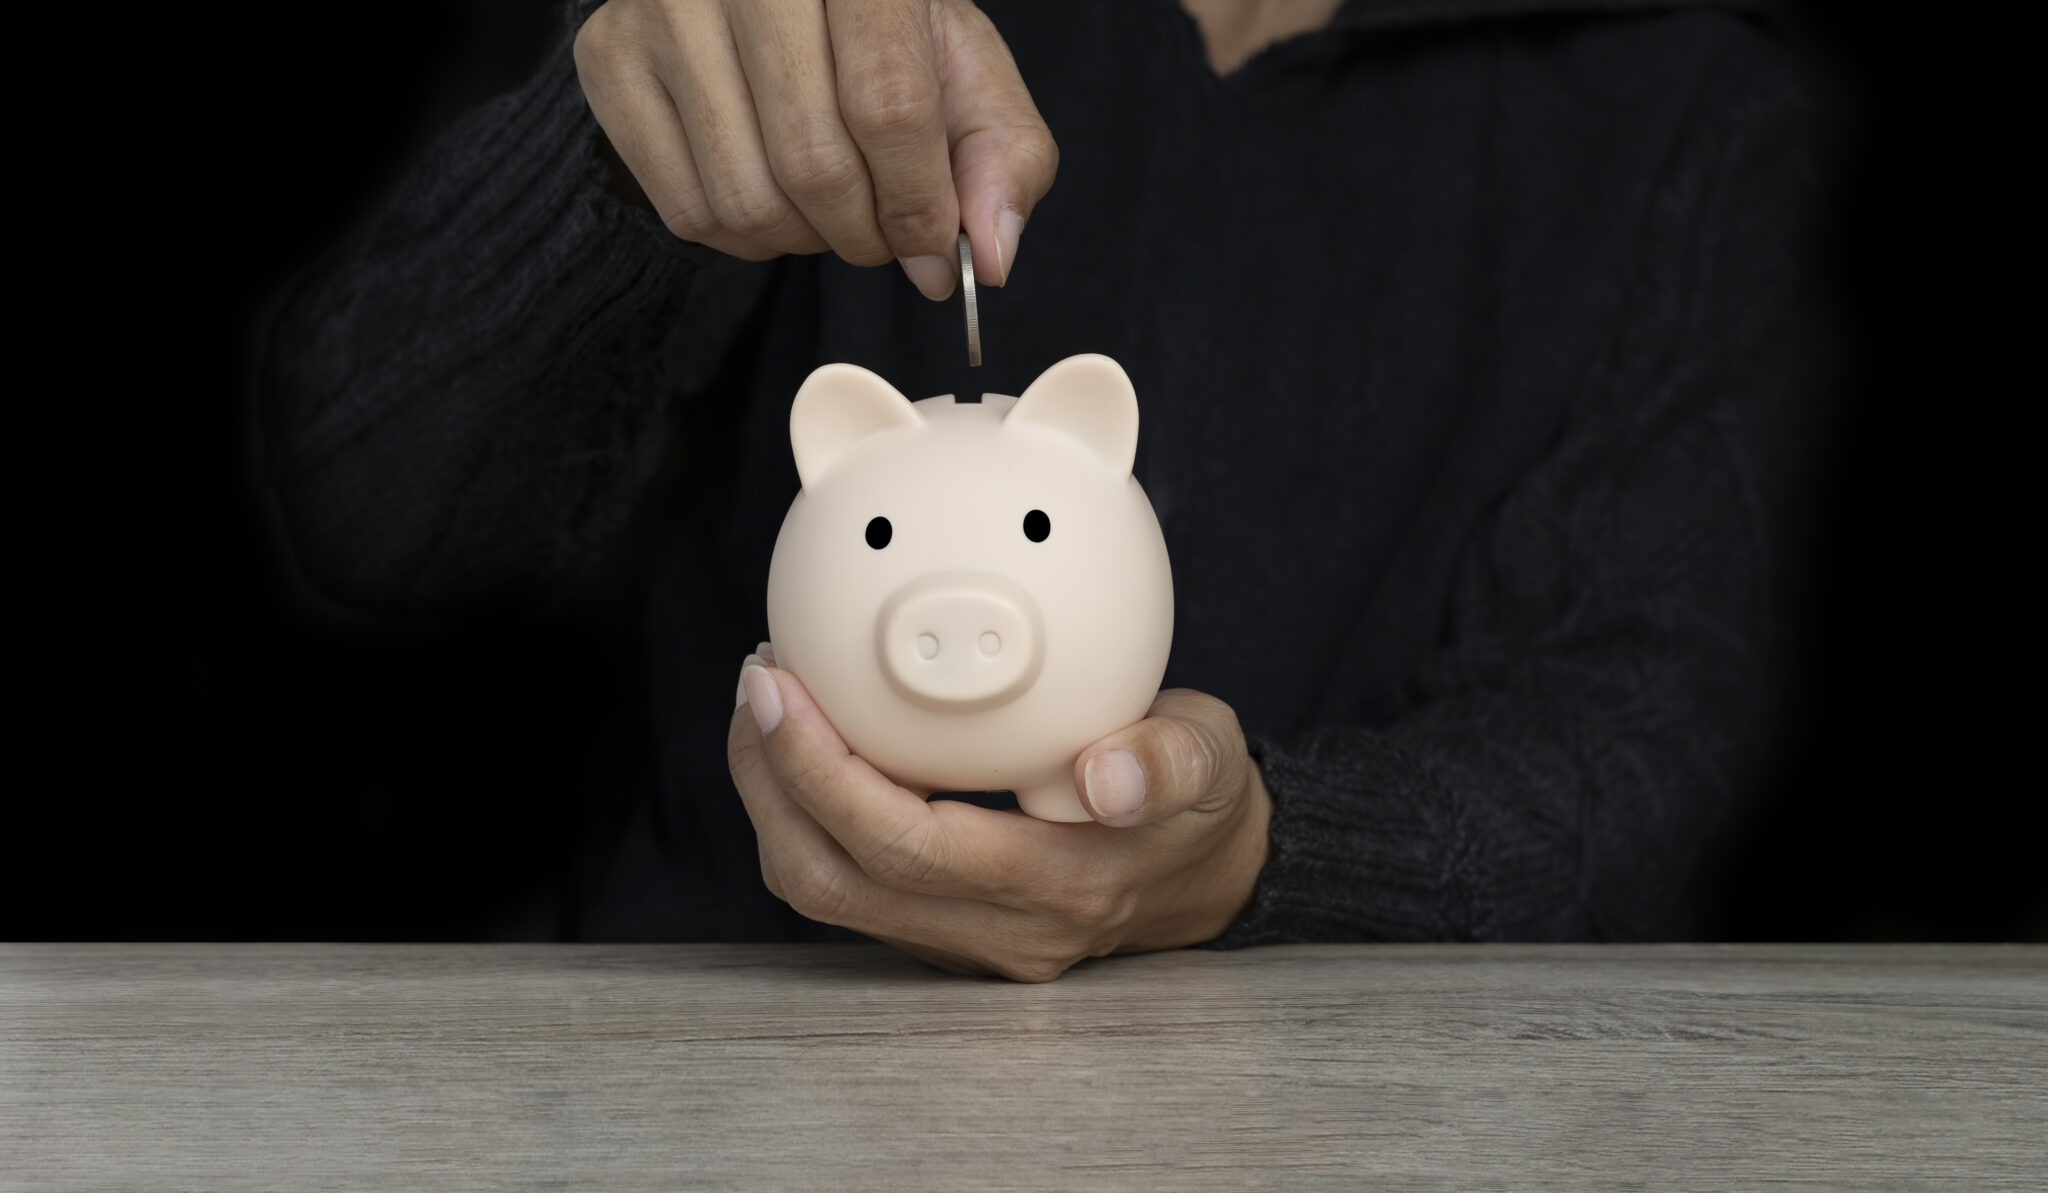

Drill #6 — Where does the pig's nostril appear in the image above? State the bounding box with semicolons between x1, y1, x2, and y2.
875;575;1043;711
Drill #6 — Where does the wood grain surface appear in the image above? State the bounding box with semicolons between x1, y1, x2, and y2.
3;943;2042;1191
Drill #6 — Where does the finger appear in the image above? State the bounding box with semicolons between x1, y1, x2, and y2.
931;0;1057;286
666;6;829;255
731;676;920;920
731;717;858;919
733;653;788;900
747;663;1079;904
731;657;796;901
756;836;784;902
868;932;991;978
730;672;1039;955
573;10;776;260
1073;689;1250;826
728;0;894;267
826;0;961;298
873;932;1070;984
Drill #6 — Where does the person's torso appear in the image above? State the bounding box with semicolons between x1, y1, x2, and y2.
634;0;1785;935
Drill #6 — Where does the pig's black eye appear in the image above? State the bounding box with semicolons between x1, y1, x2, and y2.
1023;509;1050;542
865;516;892;549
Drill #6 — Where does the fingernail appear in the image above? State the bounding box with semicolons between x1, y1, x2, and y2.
756;640;776;665
735;653;765;709
992;207;1023;286
743;665;783;734
899;254;955;301
1083;749;1145;818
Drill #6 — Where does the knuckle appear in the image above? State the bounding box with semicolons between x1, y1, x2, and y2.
861;821;943;890
875;195;951;249
1002;123;1061;183
1046;880;1103;923
1102;888;1140;934
1052;880;1130;932
783;862;854;924
998;955;1071;985
1164;720;1224;797
572;4;649;82
774;133;866;204
841;243;897;268
781;750;842;803
973;850;1027;898
840;65;939;144
726;715;760;775
1025;126;1060;177
1206;695;1247;742
1201;705;1250;793
831;235;896;268
571;9;618;75
1077;886;1121;928
709;181;799;238
662;197;723;244
899;944;969;976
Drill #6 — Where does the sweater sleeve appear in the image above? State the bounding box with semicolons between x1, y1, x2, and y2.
257;1;730;617
1207;59;1830;946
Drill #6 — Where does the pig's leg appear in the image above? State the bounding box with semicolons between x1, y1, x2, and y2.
1016;776;1091;823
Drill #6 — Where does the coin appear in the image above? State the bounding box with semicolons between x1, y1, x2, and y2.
958;231;981;367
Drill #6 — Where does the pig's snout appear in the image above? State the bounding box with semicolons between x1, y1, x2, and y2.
876;572;1045;712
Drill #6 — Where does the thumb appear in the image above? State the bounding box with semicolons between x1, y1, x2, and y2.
1074;689;1250;827
933;1;1058;287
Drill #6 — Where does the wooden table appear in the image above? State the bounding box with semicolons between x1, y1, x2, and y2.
3;944;2042;1190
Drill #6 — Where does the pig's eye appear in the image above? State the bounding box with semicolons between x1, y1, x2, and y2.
1023;509;1050;542
865;516;892;549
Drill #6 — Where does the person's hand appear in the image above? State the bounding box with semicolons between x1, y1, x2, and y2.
727;647;1272;982
573;0;1058;298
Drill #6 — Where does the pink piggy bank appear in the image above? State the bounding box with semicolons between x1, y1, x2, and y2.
765;353;1174;822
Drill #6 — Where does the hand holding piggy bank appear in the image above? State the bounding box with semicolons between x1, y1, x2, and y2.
766;354;1173;821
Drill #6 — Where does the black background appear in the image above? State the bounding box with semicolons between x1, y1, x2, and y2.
10;2;2032;941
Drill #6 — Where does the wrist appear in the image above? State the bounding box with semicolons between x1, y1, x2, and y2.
1214;760;1273;937
1120;758;1272;952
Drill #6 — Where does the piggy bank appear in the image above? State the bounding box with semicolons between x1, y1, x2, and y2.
765;353;1174;822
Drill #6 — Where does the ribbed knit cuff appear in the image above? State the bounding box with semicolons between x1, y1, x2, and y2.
400;23;715;328
1198;730;1498;948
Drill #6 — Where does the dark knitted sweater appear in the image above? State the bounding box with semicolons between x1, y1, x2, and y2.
260;0;1828;945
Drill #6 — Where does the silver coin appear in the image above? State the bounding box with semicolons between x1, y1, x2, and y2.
958;231;982;367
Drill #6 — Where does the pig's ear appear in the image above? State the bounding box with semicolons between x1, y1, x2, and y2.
790;363;923;487
1006;354;1139;476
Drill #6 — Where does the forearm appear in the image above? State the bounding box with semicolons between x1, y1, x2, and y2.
258;20;720;617
1209;644;1758;947
1203;57;1828;948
